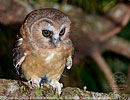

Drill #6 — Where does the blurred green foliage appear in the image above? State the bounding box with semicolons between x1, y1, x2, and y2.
68;0;118;13
29;0;119;13
104;52;129;79
118;22;130;40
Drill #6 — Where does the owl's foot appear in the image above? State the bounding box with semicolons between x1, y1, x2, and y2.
50;80;63;95
28;76;49;88
28;78;41;88
66;56;72;69
28;78;63;95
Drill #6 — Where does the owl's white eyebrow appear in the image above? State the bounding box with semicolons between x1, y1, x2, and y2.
60;24;66;31
41;25;54;32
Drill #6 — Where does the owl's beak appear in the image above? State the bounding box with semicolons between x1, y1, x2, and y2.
52;38;59;47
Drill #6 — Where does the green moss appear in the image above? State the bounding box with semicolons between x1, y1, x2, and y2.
34;87;43;97
109;92;121;99
19;86;27;94
48;94;58;99
43;84;50;88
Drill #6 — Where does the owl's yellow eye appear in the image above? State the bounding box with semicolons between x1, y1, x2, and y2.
59;28;65;36
42;30;51;37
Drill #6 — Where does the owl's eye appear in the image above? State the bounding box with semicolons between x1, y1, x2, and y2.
42;30;52;37
59;28;65;36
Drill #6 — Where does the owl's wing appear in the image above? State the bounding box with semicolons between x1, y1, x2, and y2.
66;47;74;69
13;38;27;78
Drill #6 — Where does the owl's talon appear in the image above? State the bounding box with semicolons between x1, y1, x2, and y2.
53;87;62;96
28;80;33;86
50;80;63;95
54;88;57;95
28;78;41;88
60;83;63;88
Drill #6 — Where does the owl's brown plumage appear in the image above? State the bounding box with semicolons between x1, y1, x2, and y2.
13;8;74;95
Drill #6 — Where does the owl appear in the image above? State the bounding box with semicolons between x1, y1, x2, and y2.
13;8;74;95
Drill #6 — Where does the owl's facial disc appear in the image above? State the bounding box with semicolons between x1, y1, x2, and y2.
41;24;66;48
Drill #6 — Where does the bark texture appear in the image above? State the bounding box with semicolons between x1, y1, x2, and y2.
0;79;128;99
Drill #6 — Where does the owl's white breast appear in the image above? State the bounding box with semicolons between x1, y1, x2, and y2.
44;51;64;64
45;53;54;63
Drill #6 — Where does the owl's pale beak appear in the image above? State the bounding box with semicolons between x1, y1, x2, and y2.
52;38;59;47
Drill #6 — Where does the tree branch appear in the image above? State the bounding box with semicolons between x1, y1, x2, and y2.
106;36;130;59
0;79;128;99
91;52;119;93
99;4;130;42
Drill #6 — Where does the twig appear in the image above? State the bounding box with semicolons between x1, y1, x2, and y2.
91;52;120;93
106;36;130;59
99;4;130;42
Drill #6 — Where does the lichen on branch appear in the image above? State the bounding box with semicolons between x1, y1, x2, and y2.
0;79;128;99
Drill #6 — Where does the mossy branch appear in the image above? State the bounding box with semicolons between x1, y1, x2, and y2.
0;79;128;99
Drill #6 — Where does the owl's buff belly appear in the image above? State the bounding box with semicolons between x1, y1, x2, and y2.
21;50;68;81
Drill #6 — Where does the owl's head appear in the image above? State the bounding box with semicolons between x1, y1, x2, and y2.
20;8;71;49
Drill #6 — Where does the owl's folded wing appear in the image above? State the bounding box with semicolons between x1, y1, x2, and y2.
13;38;27;78
66;47;74;69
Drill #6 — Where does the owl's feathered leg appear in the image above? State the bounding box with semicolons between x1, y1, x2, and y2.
50;79;63;95
28;78;41;87
66;56;72;69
